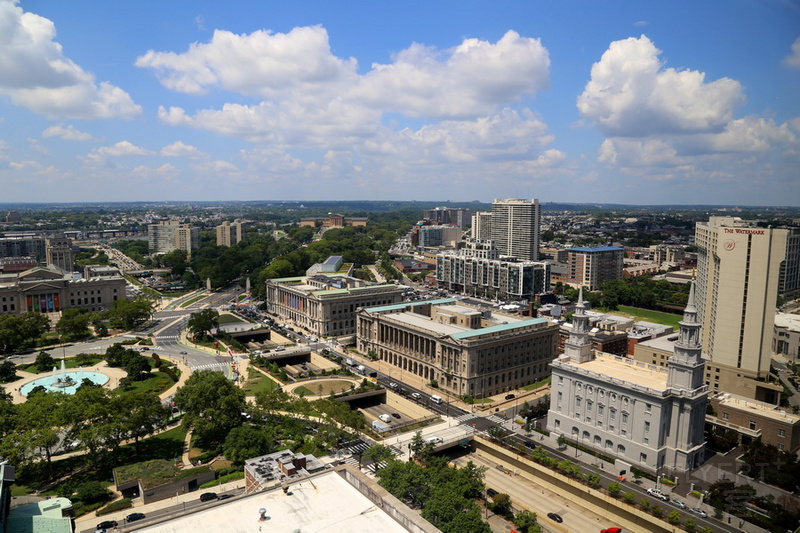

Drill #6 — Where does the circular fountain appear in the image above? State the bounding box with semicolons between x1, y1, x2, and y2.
19;360;109;396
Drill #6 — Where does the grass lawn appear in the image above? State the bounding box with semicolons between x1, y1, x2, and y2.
294;379;353;397
521;376;552;391
611;305;681;330
121;369;180;395
217;313;245;325
21;354;107;374
180;294;207;308
242;367;280;395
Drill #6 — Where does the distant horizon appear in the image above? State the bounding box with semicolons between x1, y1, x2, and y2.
1;1;798;205
0;199;798;211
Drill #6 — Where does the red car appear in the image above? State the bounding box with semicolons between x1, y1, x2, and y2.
601;528;622;533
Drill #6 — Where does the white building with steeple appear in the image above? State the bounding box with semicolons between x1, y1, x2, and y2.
547;285;709;474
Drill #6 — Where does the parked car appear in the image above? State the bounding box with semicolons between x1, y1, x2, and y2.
389;382;398;389
670;499;687;509
199;492;217;502
486;488;498;498
647;488;670;501
546;512;563;523
217;494;235;501
689;507;708;518
391;412;401;419
126;512;146;522
505;393;516;400
97;520;118;530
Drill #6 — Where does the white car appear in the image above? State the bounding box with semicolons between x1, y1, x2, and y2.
670;499;687;509
689;507;708;518
647;488;669;502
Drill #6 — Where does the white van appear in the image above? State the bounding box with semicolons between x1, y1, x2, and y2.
379;414;392;424
425;436;443;444
430;395;443;404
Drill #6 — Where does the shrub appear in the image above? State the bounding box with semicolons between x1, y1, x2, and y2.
96;498;132;516
75;481;111;504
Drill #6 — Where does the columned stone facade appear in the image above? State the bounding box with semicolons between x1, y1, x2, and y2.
357;299;558;398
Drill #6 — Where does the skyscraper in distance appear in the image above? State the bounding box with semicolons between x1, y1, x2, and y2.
490;198;540;261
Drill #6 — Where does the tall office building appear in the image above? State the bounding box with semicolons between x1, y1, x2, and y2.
695;216;790;402
216;220;243;247
489;198;540;261
45;233;74;273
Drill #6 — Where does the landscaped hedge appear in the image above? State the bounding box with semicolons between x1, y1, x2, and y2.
96;498;132;516
199;471;244;488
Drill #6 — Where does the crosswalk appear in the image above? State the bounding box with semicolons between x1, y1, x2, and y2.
190;362;233;371
454;413;478;424
487;414;506;425
157;335;180;340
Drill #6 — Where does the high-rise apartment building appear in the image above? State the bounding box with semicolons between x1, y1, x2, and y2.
695;217;790;403
423;207;472;227
489;198;540;261
148;221;199;256
216;220;243;247
779;228;800;300
471;211;492;240
417;225;462;248
566;246;624;290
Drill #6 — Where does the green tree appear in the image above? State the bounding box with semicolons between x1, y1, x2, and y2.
513;510;541;533
0;361;16;382
622;492;636;504
490;492;512;516
123;392;170;455
1;392;66;478
606;481;622;497
187;309;220;339
56;309;90;340
124;354;151;381
173;369;246;444
363;444;395;467
35;351;57;373
223;425;275;463
75;481;111;504
666;510;682;524
107;297;155;330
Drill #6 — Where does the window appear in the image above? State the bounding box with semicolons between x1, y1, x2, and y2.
749;421;757;430
778;429;786;438
645;403;651;413
598;404;604;416
722;413;729;420
617;444;626;455
640;453;647;463
622;412;628;424
644;421;650;432
610;409;616;420
777;443;785;451
621;428;627;436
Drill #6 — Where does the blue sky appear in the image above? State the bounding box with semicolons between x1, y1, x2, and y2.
1;0;799;205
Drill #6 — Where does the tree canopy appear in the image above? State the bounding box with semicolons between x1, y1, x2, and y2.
173;370;246;444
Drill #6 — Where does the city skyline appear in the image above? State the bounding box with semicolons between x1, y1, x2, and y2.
1;1;798;206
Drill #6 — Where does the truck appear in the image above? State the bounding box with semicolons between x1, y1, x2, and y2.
357;365;366;375
379;414;392;424
344;357;356;367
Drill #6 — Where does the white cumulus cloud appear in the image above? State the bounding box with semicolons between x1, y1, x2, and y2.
160;141;207;159
354;30;550;119
0;0;140;119
577;35;744;137
782;37;800;69
86;141;151;163
135;25;357;99
42;124;94;141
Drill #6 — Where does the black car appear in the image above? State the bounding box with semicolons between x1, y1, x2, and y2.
199;492;217;502
547;512;563;523
97;520;118;529
126;512;146;522
486;488;498;498
217;494;235;501
391;413;401;419
522;439;537;450
505;393;516;400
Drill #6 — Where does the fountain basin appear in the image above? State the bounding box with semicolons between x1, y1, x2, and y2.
20;371;109;396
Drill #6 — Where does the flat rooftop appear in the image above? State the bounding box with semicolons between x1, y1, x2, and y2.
137;470;412;533
558;352;668;391
716;393;800;425
637;334;679;353
389;311;469;337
